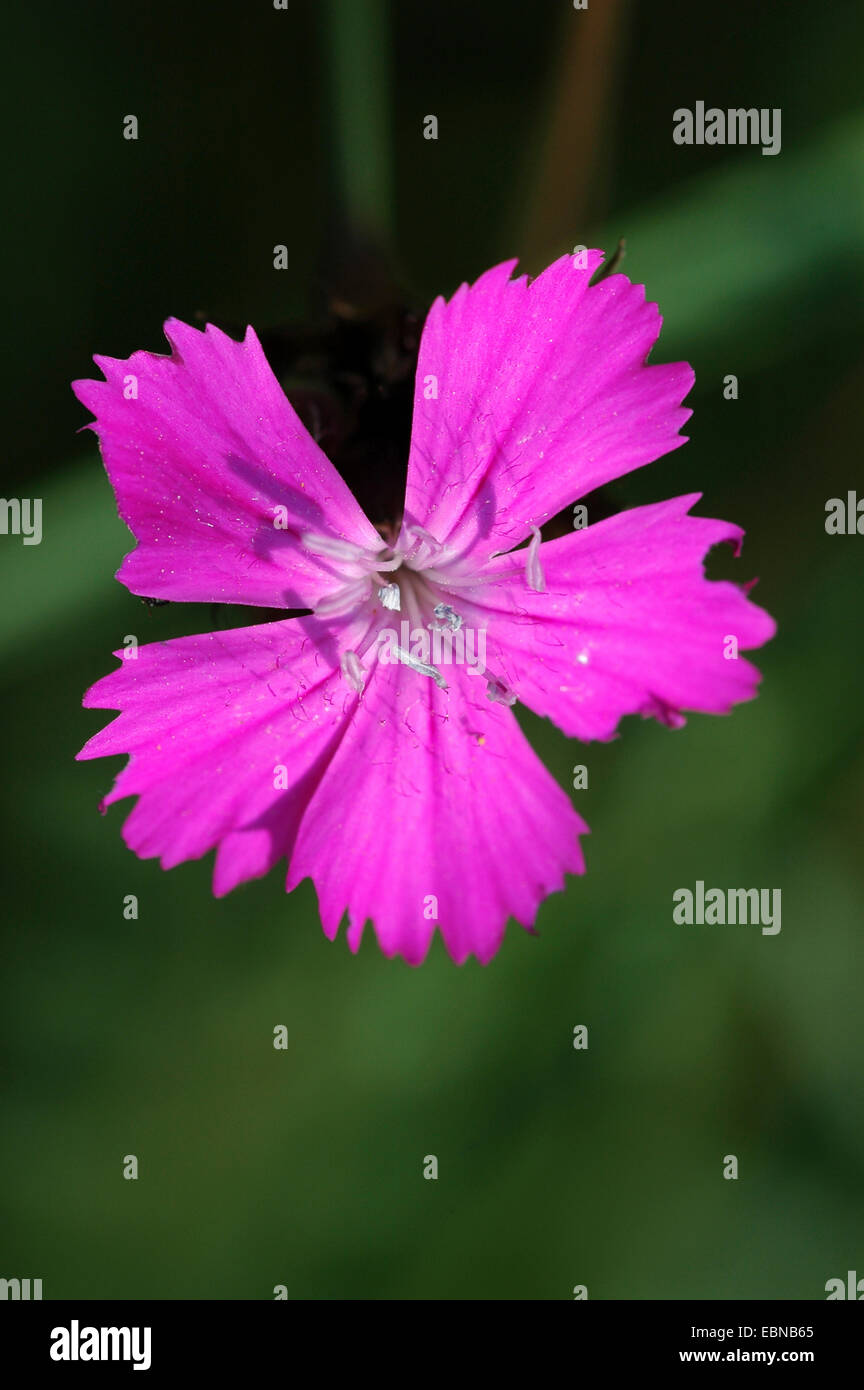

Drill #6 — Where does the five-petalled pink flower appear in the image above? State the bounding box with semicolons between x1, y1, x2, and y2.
74;251;775;964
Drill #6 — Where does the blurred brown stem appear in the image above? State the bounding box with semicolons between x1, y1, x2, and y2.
520;0;628;269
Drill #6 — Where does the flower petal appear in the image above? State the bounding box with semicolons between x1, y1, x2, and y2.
78;613;374;875
72;320;382;608
80;621;586;962
400;252;693;564
287;659;588;965
443;495;776;741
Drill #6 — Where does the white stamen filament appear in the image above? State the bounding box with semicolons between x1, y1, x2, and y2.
302;531;402;573
368;551;403;572
406;523;443;556
302;532;368;560
340;650;365;693
526;525;546;592
313;579;372;618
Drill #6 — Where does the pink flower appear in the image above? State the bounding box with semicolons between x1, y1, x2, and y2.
74;251;775;964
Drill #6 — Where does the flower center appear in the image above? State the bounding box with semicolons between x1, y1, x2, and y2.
301;527;512;704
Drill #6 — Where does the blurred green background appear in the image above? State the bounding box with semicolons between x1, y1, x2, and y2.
2;0;863;1299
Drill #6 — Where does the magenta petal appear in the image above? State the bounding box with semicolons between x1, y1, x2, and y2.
287;660;588;965
78;614;373;874
80;622;586;964
400;252;693;563
449;495;777;741
72;320;381;608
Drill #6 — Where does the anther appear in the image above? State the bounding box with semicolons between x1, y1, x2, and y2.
432;602;463;632
378;583;401;611
486;676;516;706
394;647;448;691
